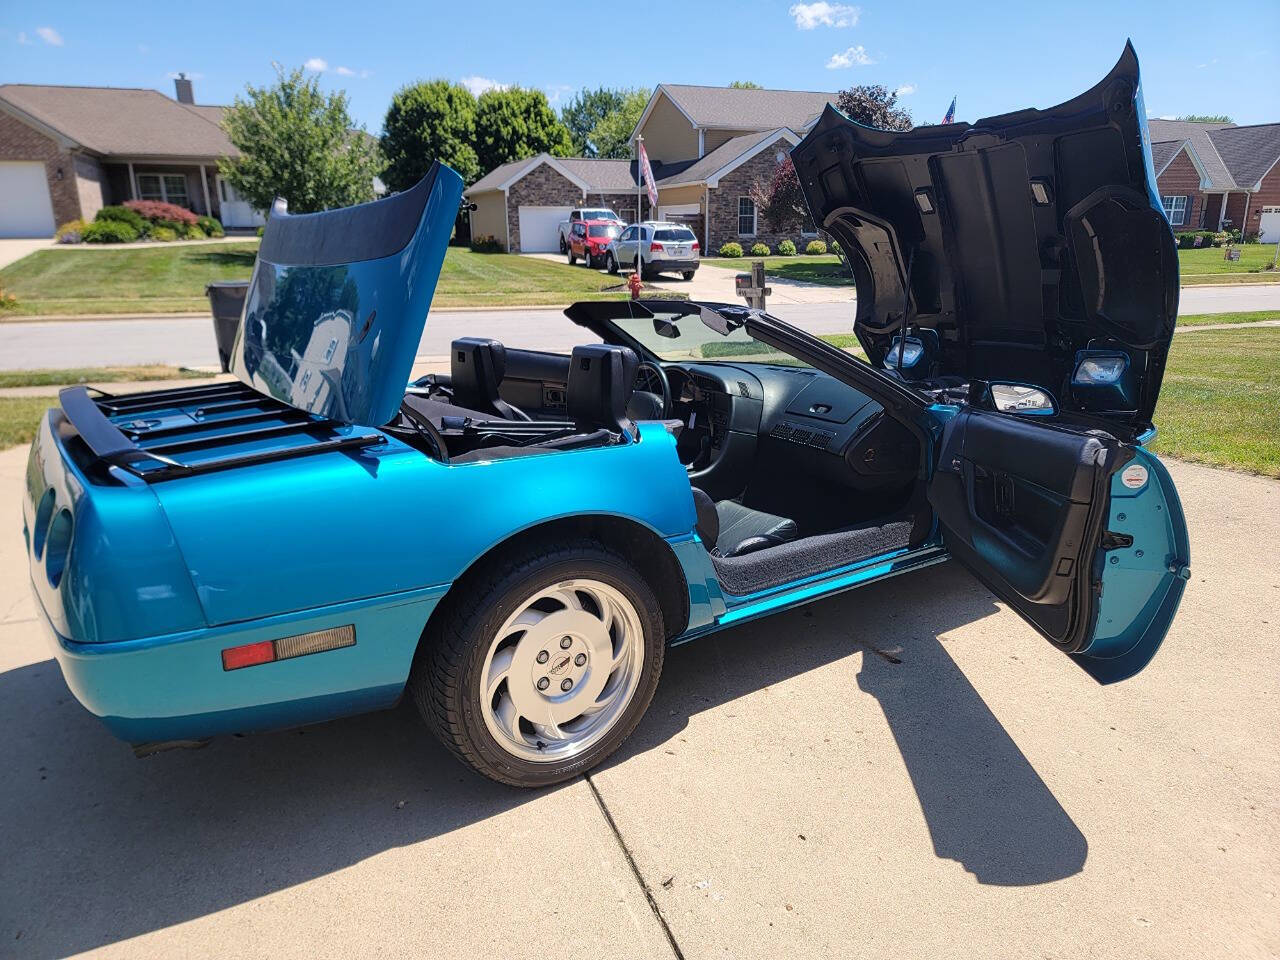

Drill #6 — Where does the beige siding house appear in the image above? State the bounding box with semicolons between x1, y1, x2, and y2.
466;83;840;253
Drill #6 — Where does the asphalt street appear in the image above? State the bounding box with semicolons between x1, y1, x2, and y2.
0;448;1275;959
2;282;1277;371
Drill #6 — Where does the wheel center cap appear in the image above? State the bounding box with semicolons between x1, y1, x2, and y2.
548;655;572;677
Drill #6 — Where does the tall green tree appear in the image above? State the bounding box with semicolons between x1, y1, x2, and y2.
381;80;479;189
562;87;645;156
1177;114;1233;123
473;87;573;175
219;66;382;214
586;89;650;160
729;81;762;89
835;84;913;131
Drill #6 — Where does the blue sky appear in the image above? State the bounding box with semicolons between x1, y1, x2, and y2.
3;0;1276;132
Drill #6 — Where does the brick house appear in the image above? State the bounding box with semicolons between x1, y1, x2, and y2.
466;84;836;253
1148;119;1280;242
0;75;264;237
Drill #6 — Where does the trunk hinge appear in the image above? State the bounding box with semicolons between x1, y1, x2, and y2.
1100;530;1134;550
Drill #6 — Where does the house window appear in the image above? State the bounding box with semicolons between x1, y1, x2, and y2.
136;173;191;208
737;197;757;236
1161;195;1188;227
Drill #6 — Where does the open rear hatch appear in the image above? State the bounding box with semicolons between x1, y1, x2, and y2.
790;43;1177;433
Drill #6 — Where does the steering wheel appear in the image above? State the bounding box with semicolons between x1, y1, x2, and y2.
631;360;671;420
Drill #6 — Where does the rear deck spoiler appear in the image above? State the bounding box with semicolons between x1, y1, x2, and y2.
57;382;385;483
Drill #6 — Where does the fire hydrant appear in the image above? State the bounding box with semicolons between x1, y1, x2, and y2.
628;269;643;300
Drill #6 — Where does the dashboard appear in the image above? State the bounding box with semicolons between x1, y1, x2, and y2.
656;361;919;503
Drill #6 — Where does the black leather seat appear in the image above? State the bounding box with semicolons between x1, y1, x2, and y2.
450;338;530;421
567;343;639;436
690;488;799;558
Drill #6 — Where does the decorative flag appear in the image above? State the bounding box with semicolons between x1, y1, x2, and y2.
639;140;659;209
942;97;956;125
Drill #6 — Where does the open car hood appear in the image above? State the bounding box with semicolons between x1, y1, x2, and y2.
231;162;464;427
791;43;1177;427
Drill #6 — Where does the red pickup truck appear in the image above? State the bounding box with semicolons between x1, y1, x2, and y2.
567;219;623;269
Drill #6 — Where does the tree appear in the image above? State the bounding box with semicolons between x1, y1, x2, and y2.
835;83;913;131
473;87;573;175
561;87;644;156
751;155;808;233
1177;114;1233;123
219;66;382;214
587;89;650;159
729;81;762;89
381;80;479;190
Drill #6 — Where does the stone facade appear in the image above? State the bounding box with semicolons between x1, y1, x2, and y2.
706;146;808;254
505;164;582;252
0;109;82;226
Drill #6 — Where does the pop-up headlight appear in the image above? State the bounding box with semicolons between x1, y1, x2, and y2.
884;338;924;369
1071;349;1135;411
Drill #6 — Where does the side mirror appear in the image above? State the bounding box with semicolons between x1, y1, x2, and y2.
653;318;681;339
987;382;1056;415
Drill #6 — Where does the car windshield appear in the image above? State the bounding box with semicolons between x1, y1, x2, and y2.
583;210;617;221
588;224;620;238
654;228;696;242
609;307;812;367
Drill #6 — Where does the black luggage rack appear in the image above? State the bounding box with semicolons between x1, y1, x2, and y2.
59;381;386;483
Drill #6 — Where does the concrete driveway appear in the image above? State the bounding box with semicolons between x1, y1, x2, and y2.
0;442;1275;959
0;238;54;270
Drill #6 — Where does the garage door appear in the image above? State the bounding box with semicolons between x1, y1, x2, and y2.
517;205;572;252
1260;207;1280;244
0;162;56;238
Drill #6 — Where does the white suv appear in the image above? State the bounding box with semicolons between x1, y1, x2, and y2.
605;221;700;280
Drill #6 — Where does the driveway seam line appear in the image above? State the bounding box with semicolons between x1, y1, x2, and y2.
585;774;685;960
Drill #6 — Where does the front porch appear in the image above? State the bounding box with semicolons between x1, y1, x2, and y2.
100;159;264;229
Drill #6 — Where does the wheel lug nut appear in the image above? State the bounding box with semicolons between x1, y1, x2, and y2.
536;651;549;664
560;637;572;649
560;678;573;691
536;677;550;691
574;653;587;666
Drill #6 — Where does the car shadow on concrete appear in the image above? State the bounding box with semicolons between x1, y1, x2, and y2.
615;561;1088;887
0;564;1083;957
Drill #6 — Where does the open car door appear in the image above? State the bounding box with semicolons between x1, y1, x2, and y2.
929;410;1189;683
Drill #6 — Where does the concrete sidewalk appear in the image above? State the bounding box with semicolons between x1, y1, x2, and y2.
0;444;1275;959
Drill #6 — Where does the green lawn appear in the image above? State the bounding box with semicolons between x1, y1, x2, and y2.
702;254;853;286
1176;310;1278;327
1149;327;1280;477
0;365;214;388
1178;244;1279;284
0;397;54;449
0;245;672;317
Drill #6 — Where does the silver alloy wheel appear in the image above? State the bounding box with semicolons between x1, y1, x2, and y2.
479;578;645;762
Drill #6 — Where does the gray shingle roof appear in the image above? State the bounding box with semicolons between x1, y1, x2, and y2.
1208;123;1280;189
465;154;543;193
1150;139;1184;173
659;129;788;186
558;157;636;191
1147;119;1236;189
0;84;235;158
657;84;837;131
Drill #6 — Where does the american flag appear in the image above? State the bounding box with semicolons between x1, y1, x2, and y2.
942;97;956;125
639;141;659;209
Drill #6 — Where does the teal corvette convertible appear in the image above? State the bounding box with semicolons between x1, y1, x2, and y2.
22;46;1189;787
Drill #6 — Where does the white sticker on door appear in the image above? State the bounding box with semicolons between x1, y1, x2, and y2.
1121;464;1148;490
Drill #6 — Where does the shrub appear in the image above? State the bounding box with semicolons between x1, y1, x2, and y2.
196;215;225;237
150;225;178;242
805;239;828;255
718;242;743;258
95;205;148;234
830;239;842;257
55;219;88;244
256;225;265;237
0;285;18;311
124;199;198;226
185;225;207;240
470;234;504;253
82;220;139;243
777;239;797;256
749;242;771;256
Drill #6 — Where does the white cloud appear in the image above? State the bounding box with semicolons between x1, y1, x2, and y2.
545;84;573;105
894;83;916;96
304;57;329;72
790;2;859;29
826;45;874;69
460;75;509;96
36;26;63;46
335;65;355;76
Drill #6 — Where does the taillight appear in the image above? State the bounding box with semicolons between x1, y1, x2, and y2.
222;624;356;670
649;242;663;252
691;241;700;250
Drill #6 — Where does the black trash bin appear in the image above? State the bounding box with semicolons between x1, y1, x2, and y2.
205;280;250;373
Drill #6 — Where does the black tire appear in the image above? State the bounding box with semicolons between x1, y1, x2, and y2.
568;249;577;265
559;236;567;254
584;251;595;269
410;541;666;788
682;271;695;281
606;252;618;275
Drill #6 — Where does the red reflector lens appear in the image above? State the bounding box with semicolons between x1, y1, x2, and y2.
649;242;663;252
221;640;276;671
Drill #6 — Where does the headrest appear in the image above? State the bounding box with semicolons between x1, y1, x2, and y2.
567;344;638;436
452;338;507;392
